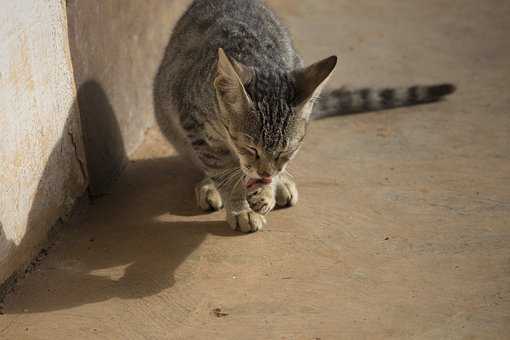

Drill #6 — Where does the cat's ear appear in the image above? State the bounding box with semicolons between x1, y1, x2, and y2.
214;48;252;115
291;55;337;120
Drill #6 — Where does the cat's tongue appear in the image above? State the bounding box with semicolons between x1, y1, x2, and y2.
246;177;272;189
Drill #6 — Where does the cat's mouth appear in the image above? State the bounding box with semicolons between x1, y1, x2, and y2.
246;177;272;189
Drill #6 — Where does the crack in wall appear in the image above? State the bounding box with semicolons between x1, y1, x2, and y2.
67;125;88;186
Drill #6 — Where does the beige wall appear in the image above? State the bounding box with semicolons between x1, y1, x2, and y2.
0;0;190;287
66;0;189;194
0;0;87;285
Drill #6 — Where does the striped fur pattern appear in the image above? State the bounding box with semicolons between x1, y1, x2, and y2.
154;0;454;233
313;84;455;119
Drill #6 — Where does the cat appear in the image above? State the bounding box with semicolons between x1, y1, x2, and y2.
154;0;455;233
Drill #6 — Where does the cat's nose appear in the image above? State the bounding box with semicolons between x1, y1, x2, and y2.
257;170;271;179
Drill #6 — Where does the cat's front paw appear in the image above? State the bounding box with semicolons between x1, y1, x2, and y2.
227;210;266;233
246;185;275;215
275;177;298;208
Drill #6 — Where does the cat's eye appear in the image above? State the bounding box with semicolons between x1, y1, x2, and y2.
244;146;259;159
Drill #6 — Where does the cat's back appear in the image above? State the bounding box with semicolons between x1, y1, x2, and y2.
170;0;298;72
156;0;300;115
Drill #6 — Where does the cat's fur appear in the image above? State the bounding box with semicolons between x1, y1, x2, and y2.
154;0;454;233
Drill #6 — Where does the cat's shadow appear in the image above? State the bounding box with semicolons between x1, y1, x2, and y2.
2;81;243;314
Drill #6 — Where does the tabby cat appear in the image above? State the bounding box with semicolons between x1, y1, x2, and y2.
154;0;454;232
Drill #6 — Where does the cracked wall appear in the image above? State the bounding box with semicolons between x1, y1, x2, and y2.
0;1;87;286
66;0;190;194
0;0;188;287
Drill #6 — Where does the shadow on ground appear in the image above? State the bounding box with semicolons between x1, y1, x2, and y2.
2;81;241;314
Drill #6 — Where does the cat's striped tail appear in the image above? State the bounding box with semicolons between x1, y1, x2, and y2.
312;83;456;119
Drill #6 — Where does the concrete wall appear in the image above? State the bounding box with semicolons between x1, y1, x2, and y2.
66;0;189;194
0;0;189;287
0;0;87;286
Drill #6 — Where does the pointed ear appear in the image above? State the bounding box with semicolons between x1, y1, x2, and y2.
292;55;337;106
214;48;252;113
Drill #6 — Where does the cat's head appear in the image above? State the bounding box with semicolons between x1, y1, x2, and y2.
214;48;336;180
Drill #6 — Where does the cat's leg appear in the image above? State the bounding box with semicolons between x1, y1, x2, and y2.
246;182;276;215
221;180;266;233
226;210;266;233
195;177;223;211
211;177;267;232
207;168;266;232
189;138;266;232
179;115;266;232
275;173;299;208
177;115;226;212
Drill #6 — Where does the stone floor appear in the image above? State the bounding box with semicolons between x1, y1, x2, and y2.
1;1;509;339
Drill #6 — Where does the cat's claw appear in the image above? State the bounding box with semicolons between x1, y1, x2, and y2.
227;210;266;233
195;178;223;211
246;185;276;215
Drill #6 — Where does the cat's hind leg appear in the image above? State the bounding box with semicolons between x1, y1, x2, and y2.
195;177;223;211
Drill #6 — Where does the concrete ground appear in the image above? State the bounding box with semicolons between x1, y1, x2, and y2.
2;1;510;339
